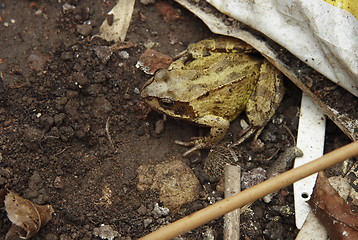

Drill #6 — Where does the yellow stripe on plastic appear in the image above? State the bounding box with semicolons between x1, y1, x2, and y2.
322;0;358;19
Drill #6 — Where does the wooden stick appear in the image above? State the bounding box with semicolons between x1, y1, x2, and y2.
224;165;241;240
139;141;358;240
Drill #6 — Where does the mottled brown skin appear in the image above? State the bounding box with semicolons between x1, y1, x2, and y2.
141;37;284;156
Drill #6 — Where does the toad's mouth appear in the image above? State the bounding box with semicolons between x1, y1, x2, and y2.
144;97;196;120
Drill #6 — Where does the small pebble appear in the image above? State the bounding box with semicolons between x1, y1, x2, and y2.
271;205;294;217
155;119;165;135
34;9;43;16
240;119;249;130
202;227;216;240
241;167;266;190
94;46;113;64
118;51;129;60
60;51;73;60
62;3;75;12
137;205;148;215
76;24;92;36
143;218;153;228
91;97;113;118
23;125;44;149
260;131;277;142
133;87;140;95
93;224;119;240
152;203;169;218
54;176;65;189
272;115;284;125
144;40;156;49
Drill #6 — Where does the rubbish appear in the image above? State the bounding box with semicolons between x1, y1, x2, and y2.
294;93;326;228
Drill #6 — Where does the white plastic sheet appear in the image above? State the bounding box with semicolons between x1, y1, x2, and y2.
206;0;358;97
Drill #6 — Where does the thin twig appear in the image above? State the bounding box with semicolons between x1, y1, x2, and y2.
283;123;296;146
106;116;115;147
53;146;70;156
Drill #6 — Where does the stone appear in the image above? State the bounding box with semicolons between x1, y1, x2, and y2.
137;159;201;210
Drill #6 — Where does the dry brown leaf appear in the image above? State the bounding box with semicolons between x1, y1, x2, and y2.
137;49;172;75
5;224;27;240
308;171;358;240
155;1;184;22
110;41;137;51
4;190;54;239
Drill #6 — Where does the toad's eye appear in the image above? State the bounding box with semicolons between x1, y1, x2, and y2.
159;98;174;108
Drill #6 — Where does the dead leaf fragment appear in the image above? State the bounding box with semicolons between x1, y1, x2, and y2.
110;41;137;51
155;1;184;22
136;49;172;75
4;190;54;239
99;0;136;42
308;171;358;240
5;224;27;240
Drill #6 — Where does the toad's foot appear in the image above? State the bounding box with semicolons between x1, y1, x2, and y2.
230;125;264;147
175;139;209;157
176;115;230;157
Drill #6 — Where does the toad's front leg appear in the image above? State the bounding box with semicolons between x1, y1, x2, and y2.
175;115;230;157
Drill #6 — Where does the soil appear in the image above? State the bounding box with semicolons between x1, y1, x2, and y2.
0;0;351;240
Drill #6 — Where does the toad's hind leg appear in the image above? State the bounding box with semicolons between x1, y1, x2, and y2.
175;115;230;157
231;61;284;147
